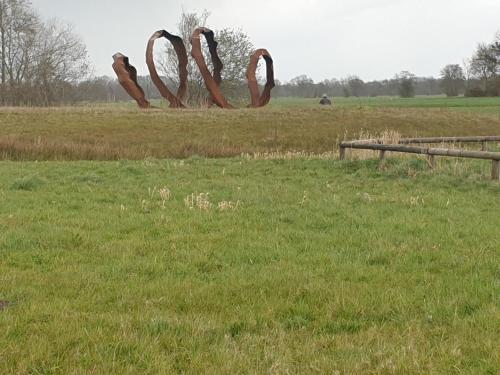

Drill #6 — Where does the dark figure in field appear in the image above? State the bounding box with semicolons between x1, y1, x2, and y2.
319;94;332;105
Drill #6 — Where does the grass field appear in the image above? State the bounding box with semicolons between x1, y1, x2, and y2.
0;157;499;374
0;96;499;161
271;96;500;115
0;97;499;373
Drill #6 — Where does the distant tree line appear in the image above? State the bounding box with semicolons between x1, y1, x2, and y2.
271;72;434;99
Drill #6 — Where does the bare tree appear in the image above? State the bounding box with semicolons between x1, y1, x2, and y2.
0;0;38;104
32;20;90;105
157;10;255;106
156;10;209;106
470;43;497;94
0;0;89;105
216;28;255;102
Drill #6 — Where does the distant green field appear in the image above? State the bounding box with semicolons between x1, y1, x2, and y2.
270;96;500;115
1;158;499;373
79;95;500;115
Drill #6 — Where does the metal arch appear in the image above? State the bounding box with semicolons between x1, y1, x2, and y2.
247;49;275;108
112;53;151;109
112;27;276;110
190;27;233;109
146;30;188;108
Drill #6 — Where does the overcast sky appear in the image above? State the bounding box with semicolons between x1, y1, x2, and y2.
30;0;500;82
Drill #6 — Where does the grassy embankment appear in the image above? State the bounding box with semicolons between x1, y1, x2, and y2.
0;96;500;161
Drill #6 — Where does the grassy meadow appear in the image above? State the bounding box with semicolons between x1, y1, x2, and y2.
0;96;500;161
0;96;499;373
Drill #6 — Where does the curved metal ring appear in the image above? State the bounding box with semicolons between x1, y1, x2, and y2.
146;30;188;108
190;27;233;109
247;49;275;108
114;28;276;110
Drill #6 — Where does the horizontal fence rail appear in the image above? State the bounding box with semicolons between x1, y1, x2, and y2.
398;136;500;144
339;136;500;180
342;135;500;147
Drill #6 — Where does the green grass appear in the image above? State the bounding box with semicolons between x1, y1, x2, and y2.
270;96;500;115
78;95;500;113
0;157;499;373
1;97;499;373
271;96;500;118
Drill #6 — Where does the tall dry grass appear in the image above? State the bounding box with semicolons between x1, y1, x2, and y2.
1;106;499;161
0;137;149;161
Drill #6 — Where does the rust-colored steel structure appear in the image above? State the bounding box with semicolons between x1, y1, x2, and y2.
190;27;233;109
113;26;275;110
112;53;150;109
247;49;275;108
146;30;187;108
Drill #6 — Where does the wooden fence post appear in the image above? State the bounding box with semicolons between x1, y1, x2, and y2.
339;139;500;181
492;160;500;181
339;146;346;161
428;155;435;169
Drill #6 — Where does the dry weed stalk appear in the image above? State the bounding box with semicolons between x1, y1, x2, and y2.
344;130;404;160
141;199;150;213
218;200;240;211
0;136;148;161
410;196;425;206
185;192;212;211
242;150;338;161
159;187;171;208
300;191;309;206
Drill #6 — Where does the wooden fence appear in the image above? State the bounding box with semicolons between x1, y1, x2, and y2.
339;136;500;180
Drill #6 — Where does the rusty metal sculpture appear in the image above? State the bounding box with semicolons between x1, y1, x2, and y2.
146;30;188;108
113;26;275;110
247;49;275;108
112;53;150;109
190;27;233;109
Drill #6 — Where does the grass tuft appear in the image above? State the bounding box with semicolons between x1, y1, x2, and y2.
10;175;43;191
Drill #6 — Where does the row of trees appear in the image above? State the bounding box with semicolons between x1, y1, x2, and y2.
0;0;89;106
273;73;437;99
274;32;500;99
70;69;489;104
73;72;443;102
